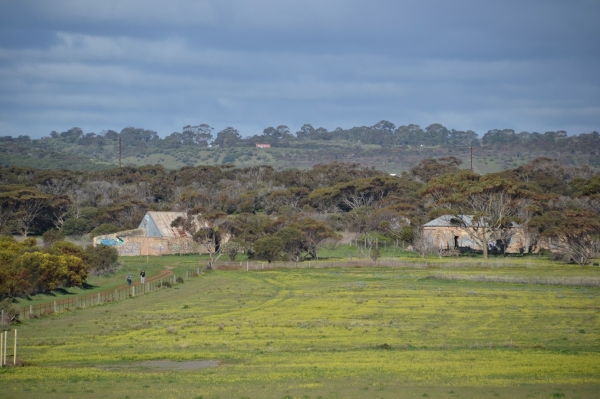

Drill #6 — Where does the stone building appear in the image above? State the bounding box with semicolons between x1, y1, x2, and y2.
423;214;527;254
93;211;202;256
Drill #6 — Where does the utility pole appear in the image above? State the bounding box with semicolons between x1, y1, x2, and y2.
470;146;473;171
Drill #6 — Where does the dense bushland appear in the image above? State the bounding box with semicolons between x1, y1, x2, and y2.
1;157;599;268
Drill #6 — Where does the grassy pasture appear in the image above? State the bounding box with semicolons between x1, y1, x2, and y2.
1;261;599;398
14;244;562;309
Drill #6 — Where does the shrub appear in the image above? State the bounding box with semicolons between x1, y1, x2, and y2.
538;248;552;256
85;244;119;275
48;241;87;260
0;238;91;298
370;247;381;261
221;240;242;261
12;252;71;292
0;263;31;299
0;236;26;265
0;298;20;325
89;223;120;239
254;235;284;263
550;251;572;263
62;255;88;287
61;218;91;238
42;229;65;248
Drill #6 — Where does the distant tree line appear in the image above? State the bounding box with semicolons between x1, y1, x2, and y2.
3;121;598;152
2;121;599;173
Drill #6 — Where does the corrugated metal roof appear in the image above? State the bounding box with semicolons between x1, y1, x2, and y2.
146;211;191;238
424;215;473;227
424;215;521;228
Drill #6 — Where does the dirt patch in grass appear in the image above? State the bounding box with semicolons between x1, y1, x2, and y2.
97;359;219;371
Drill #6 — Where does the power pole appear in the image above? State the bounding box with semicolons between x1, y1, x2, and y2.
470;146;473;171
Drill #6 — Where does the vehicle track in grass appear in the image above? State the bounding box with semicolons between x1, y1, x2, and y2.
113;267;174;291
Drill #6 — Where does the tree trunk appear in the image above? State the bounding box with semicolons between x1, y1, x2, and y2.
475;229;491;259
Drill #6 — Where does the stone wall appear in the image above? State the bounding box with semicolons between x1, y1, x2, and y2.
93;231;201;256
424;226;528;253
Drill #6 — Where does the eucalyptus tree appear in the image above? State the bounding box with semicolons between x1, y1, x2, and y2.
171;207;237;268
253;235;284;263
529;208;600;265
421;170;541;258
0;186;53;236
213;127;242;148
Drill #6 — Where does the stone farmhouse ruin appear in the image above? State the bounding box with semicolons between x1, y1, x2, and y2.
423;214;528;254
93;211;202;256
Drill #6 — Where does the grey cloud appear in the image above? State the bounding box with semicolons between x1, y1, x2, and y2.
0;0;598;138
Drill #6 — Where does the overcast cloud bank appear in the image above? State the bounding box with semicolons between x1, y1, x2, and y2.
0;0;598;138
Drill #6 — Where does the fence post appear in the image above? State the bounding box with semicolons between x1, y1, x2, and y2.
0;330;3;367
29;305;32;316
132;286;135;297
54;301;57;313
13;329;16;365
3;331;6;366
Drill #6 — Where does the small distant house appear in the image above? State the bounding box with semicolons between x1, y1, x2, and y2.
93;211;202;256
256;143;271;149
423;214;527;253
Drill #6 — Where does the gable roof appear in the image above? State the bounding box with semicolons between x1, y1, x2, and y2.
424;214;521;228
424;215;474;227
140;211;190;237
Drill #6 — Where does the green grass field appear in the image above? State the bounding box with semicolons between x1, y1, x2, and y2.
1;258;599;399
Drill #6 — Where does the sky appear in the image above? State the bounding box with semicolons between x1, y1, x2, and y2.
0;0;599;139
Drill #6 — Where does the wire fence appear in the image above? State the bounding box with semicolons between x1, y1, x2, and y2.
16;267;202;321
